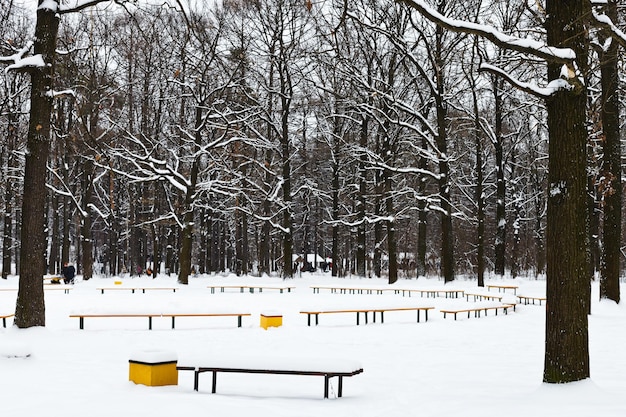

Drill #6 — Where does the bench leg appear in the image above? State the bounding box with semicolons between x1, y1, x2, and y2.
171;317;176;329
212;371;217;393
2;317;6;328
324;375;329;398
79;317;84;330
380;311;384;323
148;317;152;330
417;310;420;323
307;314;311;326
194;370;200;391
425;309;429;322
338;376;343;397
356;312;359;326
315;314;319;326
238;316;242;327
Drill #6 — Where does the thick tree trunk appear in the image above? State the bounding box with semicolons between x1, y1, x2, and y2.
543;0;590;383
15;3;59;328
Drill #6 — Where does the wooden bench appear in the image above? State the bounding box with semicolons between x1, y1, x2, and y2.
177;358;363;398
69;312;251;330
487;284;519;295
310;285;397;295
96;287;178;294
207;285;294;294
1;313;14;328
517;295;546;305
465;292;503;302
300;306;434;326
440;304;516;320
409;289;465;298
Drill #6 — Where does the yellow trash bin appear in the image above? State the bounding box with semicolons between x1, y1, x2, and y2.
260;311;282;330
129;350;178;386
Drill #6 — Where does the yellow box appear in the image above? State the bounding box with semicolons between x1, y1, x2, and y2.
129;360;178;386
260;313;282;330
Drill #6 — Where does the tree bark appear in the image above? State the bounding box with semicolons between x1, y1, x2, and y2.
598;0;621;304
15;3;59;327
543;0;590;383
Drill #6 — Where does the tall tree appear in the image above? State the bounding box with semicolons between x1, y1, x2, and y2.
597;0;621;304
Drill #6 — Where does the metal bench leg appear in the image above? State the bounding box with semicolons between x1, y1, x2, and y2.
148;317;152;330
238;316;242;327
212;371;217;393
79;317;84;330
194;370;200;391
324;375;329;398
338;376;344;397
2;317;6;328
171;317;176;329
315;314;319;326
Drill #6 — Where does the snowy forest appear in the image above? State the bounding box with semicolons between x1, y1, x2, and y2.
0;0;623;289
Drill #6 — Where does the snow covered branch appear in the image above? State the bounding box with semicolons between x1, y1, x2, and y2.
479;63;573;99
591;9;626;50
396;0;576;65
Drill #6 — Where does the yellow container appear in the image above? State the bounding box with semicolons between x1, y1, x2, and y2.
129;350;178;386
260;312;282;330
129;361;178;386
114;281;122;285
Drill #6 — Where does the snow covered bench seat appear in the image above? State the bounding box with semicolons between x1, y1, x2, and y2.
300;306;434;326
177;356;363;398
517;295;546;305
96;287;178;294
440;303;516;320
1;313;14;328
69;311;251;330
206;284;295;294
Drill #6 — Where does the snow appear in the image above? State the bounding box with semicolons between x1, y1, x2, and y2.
2;273;626;416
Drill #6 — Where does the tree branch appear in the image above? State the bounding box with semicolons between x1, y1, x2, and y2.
395;0;575;64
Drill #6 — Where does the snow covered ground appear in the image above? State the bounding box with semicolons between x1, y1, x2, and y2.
1;273;625;416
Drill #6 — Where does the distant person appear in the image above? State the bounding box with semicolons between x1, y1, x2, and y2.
62;262;76;284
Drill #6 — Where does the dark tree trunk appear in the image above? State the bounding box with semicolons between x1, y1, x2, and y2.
81;160;94;280
416;135;428;278
493;79;506;277
599;0;621;304
15;3;60;328
356;116;368;277
474;100;485;287
331;153;340;277
178;106;203;284
543;0;590;383
435;17;454;283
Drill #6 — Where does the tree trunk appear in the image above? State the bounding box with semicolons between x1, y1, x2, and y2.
15;3;60;328
435;16;454;283
81;160;94;280
543;0;590;383
493;79;506;277
599;0;621;304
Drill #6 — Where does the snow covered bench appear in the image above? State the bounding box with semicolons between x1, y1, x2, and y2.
517;295;546;305
1;313;14;328
69;312;251;330
206;285;295;294
300;306;434;326
176;356;363;398
96;287;178;294
440;303;516;320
